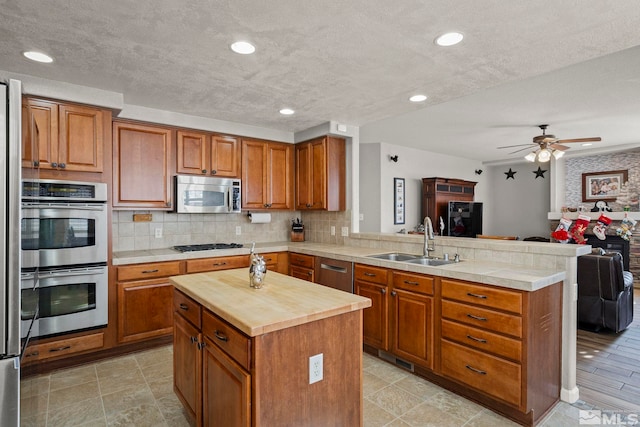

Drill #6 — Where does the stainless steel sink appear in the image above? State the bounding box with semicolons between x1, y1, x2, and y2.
404;257;458;266
366;252;421;262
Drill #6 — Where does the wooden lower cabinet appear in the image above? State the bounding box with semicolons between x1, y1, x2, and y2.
116;261;182;343
390;271;434;369
22;332;104;364
288;252;315;282
202;336;251;427
357;263;561;426
173;288;362;426
174;313;202;424
355;264;390;350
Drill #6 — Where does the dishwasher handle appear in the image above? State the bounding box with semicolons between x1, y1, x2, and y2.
320;263;348;274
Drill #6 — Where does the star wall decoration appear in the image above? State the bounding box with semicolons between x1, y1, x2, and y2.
504;168;517;180
533;166;547;179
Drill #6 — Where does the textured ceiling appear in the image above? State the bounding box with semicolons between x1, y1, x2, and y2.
2;0;640;161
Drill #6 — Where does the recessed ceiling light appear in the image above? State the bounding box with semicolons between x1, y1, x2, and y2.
279;108;295;115
230;41;256;55
409;94;428;103
23;51;53;63
435;32;464;47
582;143;593;147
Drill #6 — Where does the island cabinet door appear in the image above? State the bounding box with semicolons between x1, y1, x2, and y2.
202;336;251;427
173;314;202;425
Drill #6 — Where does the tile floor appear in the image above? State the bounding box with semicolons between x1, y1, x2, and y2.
20;345;591;426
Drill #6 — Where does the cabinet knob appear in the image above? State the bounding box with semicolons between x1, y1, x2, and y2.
33;161;39;167
306;203;312;208
211;170;217;175
59;163;66;169
391;291;396;297
202;169;207;174
51;162;58;168
381;288;386;295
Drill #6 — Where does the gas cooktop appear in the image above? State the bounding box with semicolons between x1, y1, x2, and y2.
173;243;244;252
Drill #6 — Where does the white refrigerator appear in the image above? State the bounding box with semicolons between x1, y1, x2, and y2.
0;79;22;426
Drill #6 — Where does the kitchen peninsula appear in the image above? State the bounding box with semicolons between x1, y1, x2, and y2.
170;268;371;426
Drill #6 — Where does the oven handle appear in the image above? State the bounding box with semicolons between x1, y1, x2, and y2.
38;267;106;279
21;203;106;211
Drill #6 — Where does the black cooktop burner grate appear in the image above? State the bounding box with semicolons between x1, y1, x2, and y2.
173;243;244;252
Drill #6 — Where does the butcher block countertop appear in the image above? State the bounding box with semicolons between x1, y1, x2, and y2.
170;268;371;337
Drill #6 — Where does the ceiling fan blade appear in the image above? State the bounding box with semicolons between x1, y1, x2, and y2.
549;143;570;151
556;137;601;143
497;143;535;149
509;146;537;155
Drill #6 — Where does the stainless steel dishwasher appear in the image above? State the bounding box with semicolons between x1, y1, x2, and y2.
315;257;353;293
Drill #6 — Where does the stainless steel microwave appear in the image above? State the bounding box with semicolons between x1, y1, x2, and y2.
174;175;241;213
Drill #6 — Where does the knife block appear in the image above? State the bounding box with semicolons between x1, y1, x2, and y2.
291;230;305;242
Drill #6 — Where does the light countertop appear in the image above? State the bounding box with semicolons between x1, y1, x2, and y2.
115;240;582;292
170;268;371;336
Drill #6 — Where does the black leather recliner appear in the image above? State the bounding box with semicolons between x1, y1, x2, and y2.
577;252;634;332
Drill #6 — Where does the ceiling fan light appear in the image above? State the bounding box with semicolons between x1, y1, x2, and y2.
537;148;551;162
524;152;537;162
552;149;565;159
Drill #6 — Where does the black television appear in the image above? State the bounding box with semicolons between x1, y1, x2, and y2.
448;201;483;237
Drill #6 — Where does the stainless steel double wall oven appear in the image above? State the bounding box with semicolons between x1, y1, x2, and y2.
21;179;108;339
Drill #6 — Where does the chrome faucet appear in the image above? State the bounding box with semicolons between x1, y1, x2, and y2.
423;216;435;257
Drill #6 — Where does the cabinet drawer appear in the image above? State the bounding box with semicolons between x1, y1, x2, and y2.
392;272;434;295
441;319;522;362
174;289;202;329
289;253;314;269
186;255;249;273
441;300;522;338
354;264;388;285
117;261;181;281
441;339;521;407
261;252;280;268
22;332;104;364
441;279;522;314
202;310;250;371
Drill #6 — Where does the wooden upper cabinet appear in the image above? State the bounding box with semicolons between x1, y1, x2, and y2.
295;136;345;211
241;139;293;209
22;98;108;173
113;121;174;209
177;131;240;177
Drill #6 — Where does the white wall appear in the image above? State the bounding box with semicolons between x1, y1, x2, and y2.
359;142;486;233
484;161;550;238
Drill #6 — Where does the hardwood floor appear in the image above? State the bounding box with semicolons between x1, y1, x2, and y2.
576;288;640;411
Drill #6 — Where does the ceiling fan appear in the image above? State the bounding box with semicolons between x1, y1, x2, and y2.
497;124;601;162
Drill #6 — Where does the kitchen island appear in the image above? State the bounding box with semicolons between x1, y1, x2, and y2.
170;268;371;427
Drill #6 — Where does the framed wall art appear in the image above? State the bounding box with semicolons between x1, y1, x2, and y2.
582;170;628;202
394;178;405;225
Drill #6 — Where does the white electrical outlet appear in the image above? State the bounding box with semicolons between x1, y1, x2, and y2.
309;353;323;384
154;228;163;238
359;213;364;221
235;226;242;236
330;226;336;236
341;227;349;237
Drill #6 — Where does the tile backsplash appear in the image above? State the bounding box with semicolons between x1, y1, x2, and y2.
112;209;352;252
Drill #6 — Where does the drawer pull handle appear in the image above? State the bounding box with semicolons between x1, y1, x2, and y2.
467;292;487;299
214;330;228;342
179;303;189;310
466;313;487;321
213;262;227;266
364;272;376;277
466;334;487;343
465;365;487;375
404;280;419;285
142;269;159;274
49;345;71;353
25;351;39;358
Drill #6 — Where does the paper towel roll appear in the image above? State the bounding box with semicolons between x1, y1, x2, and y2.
250;213;271;224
